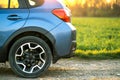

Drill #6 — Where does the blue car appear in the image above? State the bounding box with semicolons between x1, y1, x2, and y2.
0;0;76;78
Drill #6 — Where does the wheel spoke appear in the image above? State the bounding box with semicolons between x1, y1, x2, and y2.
28;44;41;50
15;45;24;57
16;61;27;73
39;51;45;64
30;65;42;73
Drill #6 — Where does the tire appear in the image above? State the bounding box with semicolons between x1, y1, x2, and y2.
9;36;52;78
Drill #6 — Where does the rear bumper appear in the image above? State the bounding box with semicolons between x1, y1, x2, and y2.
63;40;76;58
50;22;76;59
63;27;76;58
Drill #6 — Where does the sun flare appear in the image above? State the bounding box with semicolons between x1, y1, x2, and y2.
62;0;76;6
62;0;115;6
106;0;111;3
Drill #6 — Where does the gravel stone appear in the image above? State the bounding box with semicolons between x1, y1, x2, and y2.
0;57;120;80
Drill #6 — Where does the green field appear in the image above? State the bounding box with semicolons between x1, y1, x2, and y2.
72;17;120;59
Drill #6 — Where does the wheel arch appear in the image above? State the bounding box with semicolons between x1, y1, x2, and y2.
4;27;57;62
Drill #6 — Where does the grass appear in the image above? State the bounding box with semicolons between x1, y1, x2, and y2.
72;17;120;59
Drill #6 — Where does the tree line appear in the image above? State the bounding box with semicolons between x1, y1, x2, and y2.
66;0;120;17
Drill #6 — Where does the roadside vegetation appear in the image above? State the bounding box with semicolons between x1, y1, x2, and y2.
72;17;120;59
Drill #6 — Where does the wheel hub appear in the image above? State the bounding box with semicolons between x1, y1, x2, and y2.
23;51;36;66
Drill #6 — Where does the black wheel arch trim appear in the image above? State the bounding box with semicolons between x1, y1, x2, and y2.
5;27;55;45
2;27;59;62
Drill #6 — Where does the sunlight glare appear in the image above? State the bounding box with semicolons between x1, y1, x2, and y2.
62;0;115;6
106;0;111;3
63;0;76;6
81;0;86;5
29;0;35;6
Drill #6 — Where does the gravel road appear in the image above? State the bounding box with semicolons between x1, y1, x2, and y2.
0;57;120;80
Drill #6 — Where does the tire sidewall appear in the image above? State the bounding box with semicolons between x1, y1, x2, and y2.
9;36;52;78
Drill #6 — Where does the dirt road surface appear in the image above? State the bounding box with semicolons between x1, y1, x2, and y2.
0;57;120;80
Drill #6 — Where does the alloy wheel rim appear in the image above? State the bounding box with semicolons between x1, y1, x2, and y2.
15;42;46;73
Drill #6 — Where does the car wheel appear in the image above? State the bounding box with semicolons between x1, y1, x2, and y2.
9;36;52;78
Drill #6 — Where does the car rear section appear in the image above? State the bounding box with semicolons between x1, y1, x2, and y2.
0;0;76;78
24;0;76;60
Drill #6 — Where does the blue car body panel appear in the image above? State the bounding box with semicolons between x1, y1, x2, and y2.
0;9;29;47
0;0;76;62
